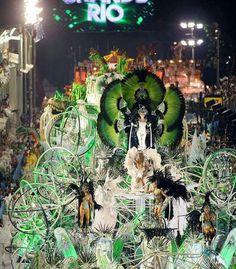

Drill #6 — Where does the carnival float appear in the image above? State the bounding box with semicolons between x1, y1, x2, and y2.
4;49;236;269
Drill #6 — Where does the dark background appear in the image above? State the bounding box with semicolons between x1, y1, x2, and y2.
0;0;235;87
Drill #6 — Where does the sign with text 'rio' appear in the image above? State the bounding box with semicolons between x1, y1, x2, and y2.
52;0;155;32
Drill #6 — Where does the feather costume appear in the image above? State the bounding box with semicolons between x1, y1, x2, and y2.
69;180;102;228
201;191;216;245
148;169;188;235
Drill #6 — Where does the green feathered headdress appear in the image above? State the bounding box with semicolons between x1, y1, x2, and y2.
122;69;166;111
97;70;185;149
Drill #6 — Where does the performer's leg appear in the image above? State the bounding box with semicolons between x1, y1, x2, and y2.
79;206;84;227
85;208;90;226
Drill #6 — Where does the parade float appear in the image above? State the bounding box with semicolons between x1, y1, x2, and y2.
6;50;236;269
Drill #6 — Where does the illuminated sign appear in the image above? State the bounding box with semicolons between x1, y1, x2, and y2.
87;3;124;23
62;0;149;23
62;0;148;4
204;96;223;108
52;0;155;32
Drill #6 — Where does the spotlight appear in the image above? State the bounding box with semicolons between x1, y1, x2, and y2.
197;39;204;45
196;23;204;29
180;22;187;29
181;40;188;46
188;40;195;46
188;22;195;28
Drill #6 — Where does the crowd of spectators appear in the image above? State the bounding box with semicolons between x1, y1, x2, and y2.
0;135;20;227
0;130;39;227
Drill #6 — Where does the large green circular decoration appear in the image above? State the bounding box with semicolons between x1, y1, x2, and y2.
202;148;236;213
46;107;96;156
51;0;155;32
34;147;81;185
8;181;60;236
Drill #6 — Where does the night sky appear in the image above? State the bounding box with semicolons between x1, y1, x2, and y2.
0;0;235;87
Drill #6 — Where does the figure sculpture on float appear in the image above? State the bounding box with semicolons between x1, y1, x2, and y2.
69;177;102;233
39;96;66;143
136;106;150;150
95;237;113;269
148;178;167;218
93;173;124;230
148;169;188;234
124;101;163;192
201;191;216;246
124;147;162;192
39;103;53;142
124;101;162;151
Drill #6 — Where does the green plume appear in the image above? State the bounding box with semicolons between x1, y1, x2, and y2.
97;113;119;147
163;87;185;131
160;124;183;147
100;80;122;125
122;70;165;111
